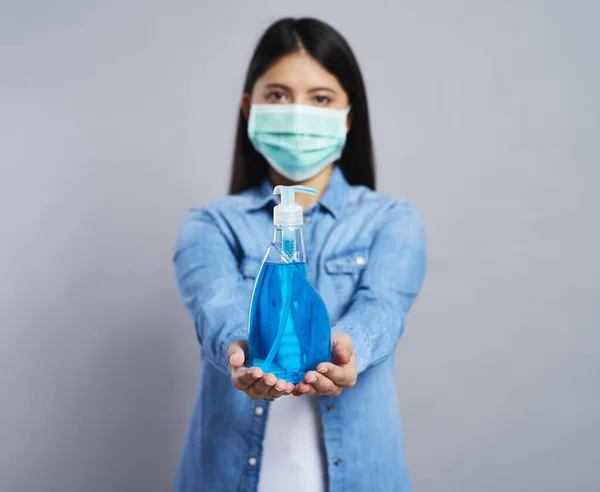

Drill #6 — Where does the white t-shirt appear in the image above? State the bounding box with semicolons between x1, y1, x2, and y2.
259;395;327;492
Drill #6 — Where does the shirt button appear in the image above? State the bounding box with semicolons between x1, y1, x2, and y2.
334;458;342;466
326;403;334;412
248;457;257;466
304;217;311;224
355;256;365;266
255;406;264;416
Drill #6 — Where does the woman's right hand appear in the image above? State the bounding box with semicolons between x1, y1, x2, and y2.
228;340;294;401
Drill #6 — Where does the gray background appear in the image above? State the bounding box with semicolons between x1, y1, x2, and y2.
1;1;598;491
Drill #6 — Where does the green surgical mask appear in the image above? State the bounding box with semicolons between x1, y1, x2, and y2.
247;104;350;182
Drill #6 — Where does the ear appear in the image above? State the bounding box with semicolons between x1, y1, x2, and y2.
346;108;353;133
241;92;251;121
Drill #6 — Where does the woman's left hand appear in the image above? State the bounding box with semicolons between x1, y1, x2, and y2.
294;333;358;397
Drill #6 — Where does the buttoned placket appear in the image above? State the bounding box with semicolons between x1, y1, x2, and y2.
242;400;270;491
320;396;344;492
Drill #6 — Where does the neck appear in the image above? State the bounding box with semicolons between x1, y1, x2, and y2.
268;165;334;210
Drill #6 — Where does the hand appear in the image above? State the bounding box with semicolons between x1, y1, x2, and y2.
228;340;295;401
294;333;358;397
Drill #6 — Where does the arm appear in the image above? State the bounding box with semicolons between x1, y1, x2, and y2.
295;201;426;397
173;207;249;375
173;207;296;399
333;201;426;374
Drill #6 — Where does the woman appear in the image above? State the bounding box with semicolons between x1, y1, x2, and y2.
174;17;426;492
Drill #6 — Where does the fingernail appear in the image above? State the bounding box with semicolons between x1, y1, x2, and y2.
308;376;317;384
301;386;309;393
229;354;235;365
318;366;328;374
251;371;260;379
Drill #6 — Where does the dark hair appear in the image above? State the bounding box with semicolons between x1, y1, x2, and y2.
229;17;376;194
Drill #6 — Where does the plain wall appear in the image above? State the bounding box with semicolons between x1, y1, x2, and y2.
1;1;598;491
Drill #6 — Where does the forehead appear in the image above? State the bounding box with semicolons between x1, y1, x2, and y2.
255;51;344;91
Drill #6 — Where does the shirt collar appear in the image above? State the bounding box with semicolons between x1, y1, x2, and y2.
247;166;349;218
317;165;347;218
247;177;278;212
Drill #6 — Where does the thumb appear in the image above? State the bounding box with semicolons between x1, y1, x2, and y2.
332;333;353;366
228;340;248;369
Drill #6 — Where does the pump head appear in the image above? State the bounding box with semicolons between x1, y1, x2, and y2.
272;185;318;227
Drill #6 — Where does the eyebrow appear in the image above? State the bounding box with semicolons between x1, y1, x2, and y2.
264;83;292;91
308;87;337;94
264;83;337;94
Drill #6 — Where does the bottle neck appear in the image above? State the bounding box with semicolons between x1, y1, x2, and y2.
273;226;306;263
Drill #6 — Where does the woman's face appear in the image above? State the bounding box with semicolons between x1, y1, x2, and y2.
244;51;350;111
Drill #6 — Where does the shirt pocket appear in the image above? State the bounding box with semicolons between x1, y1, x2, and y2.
324;248;369;305
240;257;262;280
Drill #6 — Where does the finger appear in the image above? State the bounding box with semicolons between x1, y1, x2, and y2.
264;379;290;400
228;340;249;370
304;371;339;397
294;381;317;397
332;333;354;365
282;381;295;395
232;366;263;391
294;371;329;397
292;383;308;397
316;362;356;388
306;371;339;396
248;373;277;400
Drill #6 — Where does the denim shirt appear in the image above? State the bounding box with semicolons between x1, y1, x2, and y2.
173;167;426;492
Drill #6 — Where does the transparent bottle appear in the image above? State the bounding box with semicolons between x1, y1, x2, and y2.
248;186;331;383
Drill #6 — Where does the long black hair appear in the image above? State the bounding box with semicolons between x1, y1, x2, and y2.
229;17;376;194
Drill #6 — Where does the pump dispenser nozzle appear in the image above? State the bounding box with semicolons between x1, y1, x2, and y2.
272;185;317;227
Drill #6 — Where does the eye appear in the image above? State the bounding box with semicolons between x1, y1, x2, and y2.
266;91;288;103
313;94;332;105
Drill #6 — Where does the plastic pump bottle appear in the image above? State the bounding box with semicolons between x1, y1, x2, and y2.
248;185;331;383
